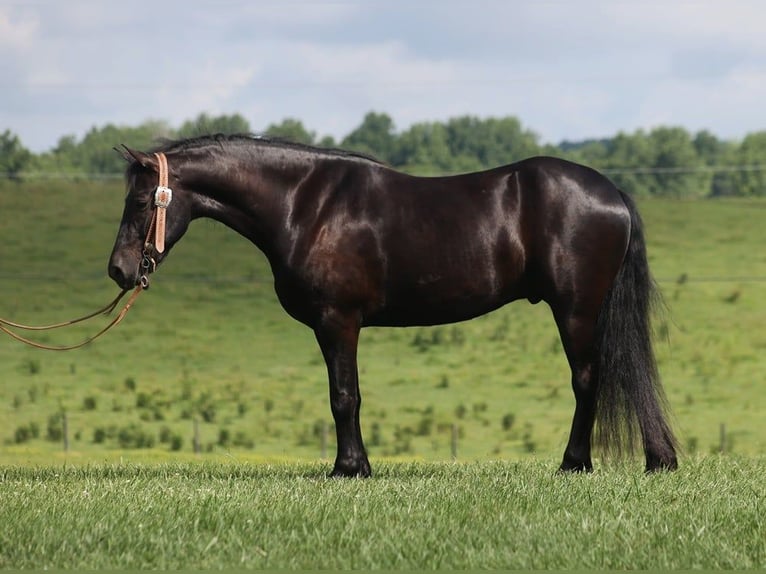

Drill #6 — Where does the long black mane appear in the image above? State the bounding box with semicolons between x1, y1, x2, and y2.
150;133;385;165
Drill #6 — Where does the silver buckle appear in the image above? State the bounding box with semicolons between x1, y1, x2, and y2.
154;186;173;208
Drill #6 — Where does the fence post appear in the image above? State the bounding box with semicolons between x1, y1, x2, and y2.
451;423;458;460
193;418;201;454
62;411;69;452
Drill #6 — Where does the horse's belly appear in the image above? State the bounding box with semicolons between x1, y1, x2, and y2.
364;285;520;327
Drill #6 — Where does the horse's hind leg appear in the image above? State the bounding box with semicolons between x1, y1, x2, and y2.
314;308;371;478
553;303;601;472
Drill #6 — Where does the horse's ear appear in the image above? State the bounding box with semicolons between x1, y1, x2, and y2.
115;145;158;170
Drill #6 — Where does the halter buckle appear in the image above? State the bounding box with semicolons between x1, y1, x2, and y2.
141;252;156;272
155;186;172;208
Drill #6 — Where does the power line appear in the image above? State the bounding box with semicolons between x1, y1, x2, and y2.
601;164;766;175
0;172;122;180
4;164;766;181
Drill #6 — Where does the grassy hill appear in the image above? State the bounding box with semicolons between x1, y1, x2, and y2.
1;179;764;466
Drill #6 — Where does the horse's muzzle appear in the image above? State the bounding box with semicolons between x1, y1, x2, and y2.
108;252;140;290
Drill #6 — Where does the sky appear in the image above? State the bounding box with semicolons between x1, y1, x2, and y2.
2;0;765;153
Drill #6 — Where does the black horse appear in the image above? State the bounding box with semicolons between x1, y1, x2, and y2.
108;134;678;476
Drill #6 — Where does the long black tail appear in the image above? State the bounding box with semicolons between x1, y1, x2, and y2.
594;190;678;469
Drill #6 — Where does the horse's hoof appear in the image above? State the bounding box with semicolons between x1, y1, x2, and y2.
329;459;371;478
557;459;593;474
645;457;679;473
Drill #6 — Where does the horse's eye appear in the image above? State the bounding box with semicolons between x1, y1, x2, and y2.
132;196;150;210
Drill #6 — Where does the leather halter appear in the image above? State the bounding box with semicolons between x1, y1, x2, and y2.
139;152;173;288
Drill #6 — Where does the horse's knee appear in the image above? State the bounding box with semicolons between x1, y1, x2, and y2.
572;363;597;396
330;389;358;418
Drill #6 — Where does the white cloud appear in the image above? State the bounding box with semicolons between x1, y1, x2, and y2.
274;39;457;88
2;0;766;152
0;7;38;50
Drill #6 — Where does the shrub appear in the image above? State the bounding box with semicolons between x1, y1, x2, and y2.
93;427;107;444
169;434;183;451
14;426;30;444
23;359;41;375
46;412;64;442
411;331;430;353
13;422;39;444
117;423;155;449
199;402;216;423
232;431;254;449
416;415;434;437
92;425;117;444
522;423;536;453
159;426;173;443
136;392;152;409
450;326;465;346
369;422;383;447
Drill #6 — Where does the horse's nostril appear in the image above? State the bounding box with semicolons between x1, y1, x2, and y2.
108;263;127;287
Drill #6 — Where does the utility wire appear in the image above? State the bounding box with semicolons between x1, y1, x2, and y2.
4;164;766;181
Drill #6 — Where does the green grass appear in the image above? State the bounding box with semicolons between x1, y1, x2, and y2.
1;181;765;464
0;457;763;569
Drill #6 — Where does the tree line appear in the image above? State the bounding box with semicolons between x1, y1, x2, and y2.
2;111;765;197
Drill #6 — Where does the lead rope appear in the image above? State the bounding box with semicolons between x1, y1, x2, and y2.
0;289;129;331
0;286;143;351
0;152;172;350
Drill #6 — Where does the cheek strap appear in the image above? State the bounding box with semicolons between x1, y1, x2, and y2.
153;152;173;254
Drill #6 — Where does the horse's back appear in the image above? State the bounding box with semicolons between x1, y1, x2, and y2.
283;155;632;328
394;156;631;315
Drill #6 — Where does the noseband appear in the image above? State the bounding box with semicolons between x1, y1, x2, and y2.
138;152;173;289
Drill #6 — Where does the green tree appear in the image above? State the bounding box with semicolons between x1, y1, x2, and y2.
342;111;396;162
556;138;611;167
726;131;766;196
445;116;541;172
693;130;737;196
177;112;251;139
316;135;338;148
34;121;173;176
646;126;708;197
263;118;316;145
0;130;32;180
601;130;654;196
32;135;77;176
693;130;728;166
393;121;453;174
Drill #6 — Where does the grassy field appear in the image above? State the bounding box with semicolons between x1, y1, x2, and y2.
0;457;763;569
0;180;765;466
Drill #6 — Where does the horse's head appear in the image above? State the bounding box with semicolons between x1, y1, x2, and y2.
108;147;192;290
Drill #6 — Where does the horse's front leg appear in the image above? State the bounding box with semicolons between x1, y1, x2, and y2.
314;308;371;478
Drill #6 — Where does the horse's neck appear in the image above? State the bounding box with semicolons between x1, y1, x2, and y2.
185;152;308;258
